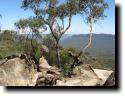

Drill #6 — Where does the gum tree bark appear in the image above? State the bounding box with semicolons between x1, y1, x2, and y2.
82;20;93;52
70;19;93;70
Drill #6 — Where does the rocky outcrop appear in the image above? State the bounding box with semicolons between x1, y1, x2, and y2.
56;65;100;86
0;54;36;86
39;56;51;69
103;72;115;86
0;53;115;86
93;69;114;86
0;53;60;86
56;65;114;86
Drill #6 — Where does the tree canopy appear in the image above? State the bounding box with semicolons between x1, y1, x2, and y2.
21;0;108;69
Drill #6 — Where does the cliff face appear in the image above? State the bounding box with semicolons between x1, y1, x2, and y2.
0;53;114;86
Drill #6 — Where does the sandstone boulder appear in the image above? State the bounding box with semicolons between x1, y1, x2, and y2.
56;65;101;86
56;65;114;86
0;54;36;86
93;69;114;85
39;56;51;70
0;53;115;86
0;54;60;86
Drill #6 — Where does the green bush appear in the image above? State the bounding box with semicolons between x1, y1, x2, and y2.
60;48;79;76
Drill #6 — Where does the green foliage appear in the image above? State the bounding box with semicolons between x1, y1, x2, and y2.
14;19;28;30
43;34;56;50
0;30;115;76
20;35;43;63
60;48;79;76
0;30;43;63
42;34;56;65
27;17;47;33
0;31;21;59
91;57;115;70
60;50;71;65
2;30;13;41
0;55;2;59
60;34;115;57
42;35;80;75
78;52;115;70
14;16;47;63
0;0;110;78
60;48;77;65
21;0;109;69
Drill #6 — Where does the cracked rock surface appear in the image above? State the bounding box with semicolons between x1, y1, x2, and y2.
0;53;115;86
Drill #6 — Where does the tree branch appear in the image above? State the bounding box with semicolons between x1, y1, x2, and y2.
61;19;64;31
60;15;72;38
49;25;58;43
82;20;93;51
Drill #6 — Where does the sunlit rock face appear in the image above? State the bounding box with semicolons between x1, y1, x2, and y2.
0;54;60;86
0;54;114;86
39;56;51;69
0;54;36;86
56;65;114;86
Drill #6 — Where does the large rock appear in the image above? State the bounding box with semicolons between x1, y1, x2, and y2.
93;69;114;85
0;54;114;86
56;65;114;86
103;71;115;86
56;65;101;86
0;54;37;86
35;66;61;86
0;54;60;86
39;56;51;69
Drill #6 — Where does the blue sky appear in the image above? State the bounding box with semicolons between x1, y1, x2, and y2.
0;0;115;34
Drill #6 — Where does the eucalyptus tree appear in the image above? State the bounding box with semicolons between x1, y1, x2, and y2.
70;0;108;69
43;34;57;65
80;0;108;52
15;16;47;63
21;0;108;69
21;0;84;69
26;16;47;63
14;19;29;52
14;19;27;38
14;19;28;34
27;16;47;42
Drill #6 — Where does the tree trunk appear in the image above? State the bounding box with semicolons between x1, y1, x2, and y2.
31;33;38;64
82;20;93;52
69;20;93;72
56;45;61;69
48;51;51;66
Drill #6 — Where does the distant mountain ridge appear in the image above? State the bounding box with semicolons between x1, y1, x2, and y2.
0;32;115;57
60;34;115;57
